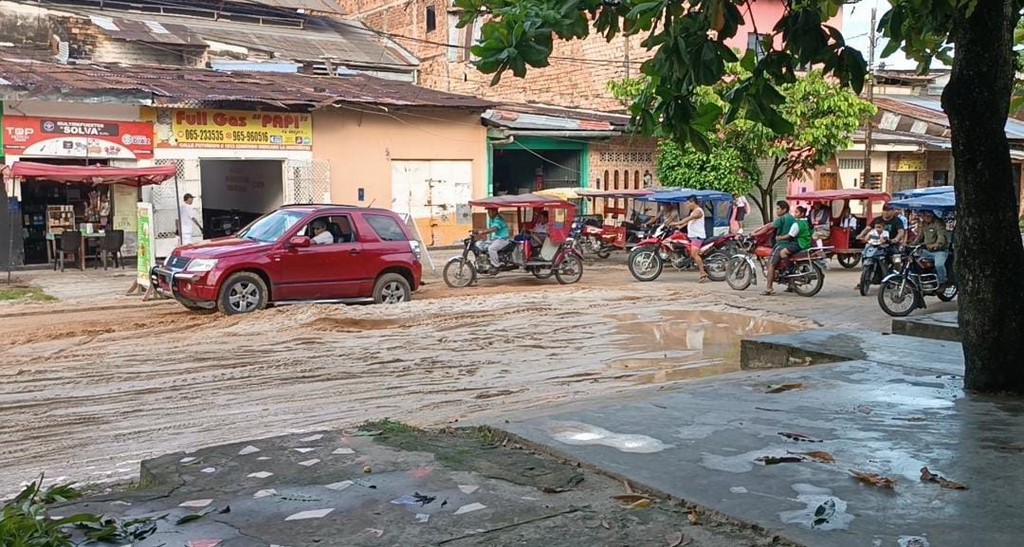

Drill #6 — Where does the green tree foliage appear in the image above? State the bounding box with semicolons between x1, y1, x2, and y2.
610;69;874;219
455;0;1024;393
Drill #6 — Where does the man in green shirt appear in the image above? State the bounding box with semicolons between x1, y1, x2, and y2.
478;208;511;272
761;200;800;295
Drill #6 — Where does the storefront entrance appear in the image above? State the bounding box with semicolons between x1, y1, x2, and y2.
199;160;284;238
490;138;588;195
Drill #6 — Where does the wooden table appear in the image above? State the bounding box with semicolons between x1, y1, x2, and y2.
47;232;107;271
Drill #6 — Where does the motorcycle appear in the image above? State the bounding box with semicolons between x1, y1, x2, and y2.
877;244;958;317
575;219;649;259
725;232;828;297
859;245;895;296
627;223;737;282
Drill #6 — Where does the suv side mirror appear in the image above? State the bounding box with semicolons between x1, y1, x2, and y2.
288;236;311;249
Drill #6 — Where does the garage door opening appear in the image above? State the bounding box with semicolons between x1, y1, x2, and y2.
492;148;581;195
200;160;284;238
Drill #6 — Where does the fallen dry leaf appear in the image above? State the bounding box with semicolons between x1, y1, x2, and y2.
600;519;611;530
612;494;652;504
628;498;652;509
666;532;693;546
920;467;968;490
778;432;823;443
850;470;897;489
687;512;701;525
755;455;805;465
765;383;803;394
793;450;835;463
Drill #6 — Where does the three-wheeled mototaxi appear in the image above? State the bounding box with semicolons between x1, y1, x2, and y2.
573;188;657;257
787;189;891;268
442;193;584;287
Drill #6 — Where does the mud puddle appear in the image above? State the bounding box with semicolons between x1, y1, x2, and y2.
607;310;802;384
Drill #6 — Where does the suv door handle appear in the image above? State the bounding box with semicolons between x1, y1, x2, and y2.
349;249;361;255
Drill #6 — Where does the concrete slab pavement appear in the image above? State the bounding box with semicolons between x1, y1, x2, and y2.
495;345;1024;547
891;312;960;342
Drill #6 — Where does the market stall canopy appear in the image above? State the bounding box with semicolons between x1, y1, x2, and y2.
889;192;956;213
469;193;574;209
535;187;587;200
639;189;733;203
11;162;176;186
788;189;891;202
892;186;954;199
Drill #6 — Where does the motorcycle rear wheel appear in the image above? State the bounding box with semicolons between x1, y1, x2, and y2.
790;262;825;297
725;257;754;291
555;255;584;285
443;258;477;288
596;248;611;259
878;278;918;317
705;251;730;282
628;247;663;282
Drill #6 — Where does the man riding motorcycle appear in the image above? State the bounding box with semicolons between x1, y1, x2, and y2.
477;208;511;274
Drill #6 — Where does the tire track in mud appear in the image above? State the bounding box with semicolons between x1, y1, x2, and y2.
0;285;812;498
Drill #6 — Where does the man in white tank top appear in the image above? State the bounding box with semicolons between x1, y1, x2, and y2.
673;195;709;282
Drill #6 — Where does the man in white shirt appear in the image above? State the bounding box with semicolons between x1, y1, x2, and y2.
310;220;335;245
177;193;202;245
673;195;709;282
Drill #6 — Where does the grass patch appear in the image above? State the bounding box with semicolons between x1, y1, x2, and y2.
0;286;56;302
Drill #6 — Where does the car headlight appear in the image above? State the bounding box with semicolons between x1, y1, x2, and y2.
186;259;218;272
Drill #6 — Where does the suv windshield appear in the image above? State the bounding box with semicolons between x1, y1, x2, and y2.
238;210;306;243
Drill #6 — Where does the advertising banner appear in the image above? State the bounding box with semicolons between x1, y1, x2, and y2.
137;202;154;288
146;108;312;150
2;116;154;159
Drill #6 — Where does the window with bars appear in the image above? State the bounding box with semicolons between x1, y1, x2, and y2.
838;158;866;171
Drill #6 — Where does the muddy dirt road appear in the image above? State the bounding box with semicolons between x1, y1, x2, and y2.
0;262;944;497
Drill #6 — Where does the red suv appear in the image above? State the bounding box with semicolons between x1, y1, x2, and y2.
152;205;423;314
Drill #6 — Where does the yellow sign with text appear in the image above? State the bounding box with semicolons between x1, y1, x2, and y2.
144;108;312;150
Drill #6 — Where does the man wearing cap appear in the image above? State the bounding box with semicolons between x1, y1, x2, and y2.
913;210;950;287
177;193;203;245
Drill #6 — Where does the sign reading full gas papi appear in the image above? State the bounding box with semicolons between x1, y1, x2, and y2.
144;108;312;150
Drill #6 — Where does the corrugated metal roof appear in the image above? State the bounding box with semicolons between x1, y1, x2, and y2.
484;103;631;133
0;60;492;110
87;15;208;47
77;9;417;70
239;0;345;14
876;95;1024;141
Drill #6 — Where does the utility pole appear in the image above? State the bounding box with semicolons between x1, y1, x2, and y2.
861;7;877;189
624;34;631;79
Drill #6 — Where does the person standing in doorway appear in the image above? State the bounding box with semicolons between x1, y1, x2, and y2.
177;193;203;245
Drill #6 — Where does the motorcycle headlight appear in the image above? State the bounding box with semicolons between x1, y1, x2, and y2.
186;258;219;272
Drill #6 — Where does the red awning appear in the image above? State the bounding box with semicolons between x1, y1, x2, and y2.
10;162;176;187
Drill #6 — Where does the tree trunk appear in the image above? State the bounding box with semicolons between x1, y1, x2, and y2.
754;160;786;223
941;0;1024;393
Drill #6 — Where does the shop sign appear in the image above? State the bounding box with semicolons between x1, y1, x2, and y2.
147;108;312;150
2;116;154;159
895;153;926;172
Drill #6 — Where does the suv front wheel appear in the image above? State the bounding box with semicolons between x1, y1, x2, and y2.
218;272;269;315
373;273;411;304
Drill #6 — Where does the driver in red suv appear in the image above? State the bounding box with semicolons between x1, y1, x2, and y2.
152;205;423;314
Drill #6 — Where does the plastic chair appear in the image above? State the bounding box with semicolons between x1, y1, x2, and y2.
55;231;82;272
99;230;125;269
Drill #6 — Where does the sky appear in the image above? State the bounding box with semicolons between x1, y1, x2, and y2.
841;0;949;71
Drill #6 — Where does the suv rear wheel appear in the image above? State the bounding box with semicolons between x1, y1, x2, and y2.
218;272;269;315
373;273;411;304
